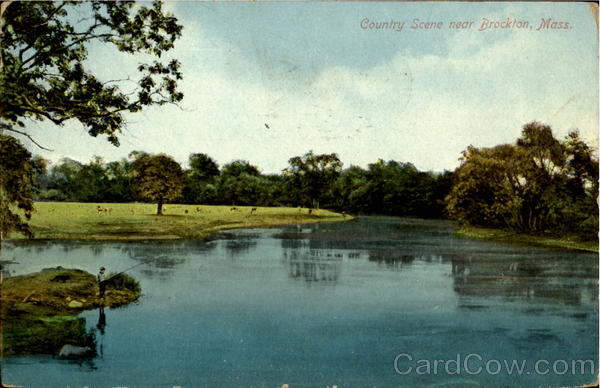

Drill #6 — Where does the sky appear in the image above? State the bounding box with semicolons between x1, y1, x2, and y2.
18;1;599;174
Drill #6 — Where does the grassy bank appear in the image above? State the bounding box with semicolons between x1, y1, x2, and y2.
455;226;598;252
8;202;351;241
2;267;141;355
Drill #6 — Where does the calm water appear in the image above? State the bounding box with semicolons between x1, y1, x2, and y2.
2;217;598;388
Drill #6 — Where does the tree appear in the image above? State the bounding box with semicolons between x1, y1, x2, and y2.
554;130;599;237
283;151;342;209
104;159;134;202
30;155;49;199
220;160;260;179
362;159;421;215
329;165;368;211
217;160;264;205
45;157;84;201
182;153;220;204
446;122;598;239
0;134;34;241
428;170;454;218
73;156;109;202
132;153;184;215
446;144;524;228
1;1;183;145
328;161;452;217
218;174;273;206
189;153;220;182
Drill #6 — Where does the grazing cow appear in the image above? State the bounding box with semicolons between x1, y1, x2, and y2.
196;207;202;212
250;207;257;214
230;207;238;211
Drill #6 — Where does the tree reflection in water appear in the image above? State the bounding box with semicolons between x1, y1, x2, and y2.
287;249;342;285
367;251;415;270
448;253;598;309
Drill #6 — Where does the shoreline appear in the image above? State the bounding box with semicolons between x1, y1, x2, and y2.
454;226;598;253
2;268;141;356
5;202;353;242
6;202;596;253
5;216;355;244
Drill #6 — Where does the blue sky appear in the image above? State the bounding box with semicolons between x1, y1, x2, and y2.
22;1;599;173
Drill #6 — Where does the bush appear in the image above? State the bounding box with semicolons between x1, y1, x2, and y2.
105;273;141;294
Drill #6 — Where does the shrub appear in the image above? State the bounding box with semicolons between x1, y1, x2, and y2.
105;273;141;294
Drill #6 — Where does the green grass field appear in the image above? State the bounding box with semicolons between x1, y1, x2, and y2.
9;202;350;241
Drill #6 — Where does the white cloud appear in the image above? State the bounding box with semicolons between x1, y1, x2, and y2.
18;3;598;174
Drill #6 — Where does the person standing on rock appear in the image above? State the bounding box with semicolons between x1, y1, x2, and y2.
97;266;106;299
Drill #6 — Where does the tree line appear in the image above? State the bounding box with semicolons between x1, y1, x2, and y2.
28;149;453;219
2;121;597;242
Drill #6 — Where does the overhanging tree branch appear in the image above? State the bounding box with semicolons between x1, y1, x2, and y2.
0;125;52;151
1;1;184;147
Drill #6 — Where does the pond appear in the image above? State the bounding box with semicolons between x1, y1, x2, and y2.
2;217;598;388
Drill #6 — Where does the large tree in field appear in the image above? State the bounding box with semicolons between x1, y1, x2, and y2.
284;151;342;209
0;1;183;145
132;153;184;215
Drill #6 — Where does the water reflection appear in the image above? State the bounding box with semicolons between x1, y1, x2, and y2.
95;307;107;359
4;316;97;358
212;231;259;255
280;237;309;250
367;251;415;270
3;304;114;371
116;241;217;280
287;249;342;285
224;238;257;255
119;245;186;269
275;218;598;312
2;217;598;388
97;306;106;335
55;306;109;370
448;254;597;308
